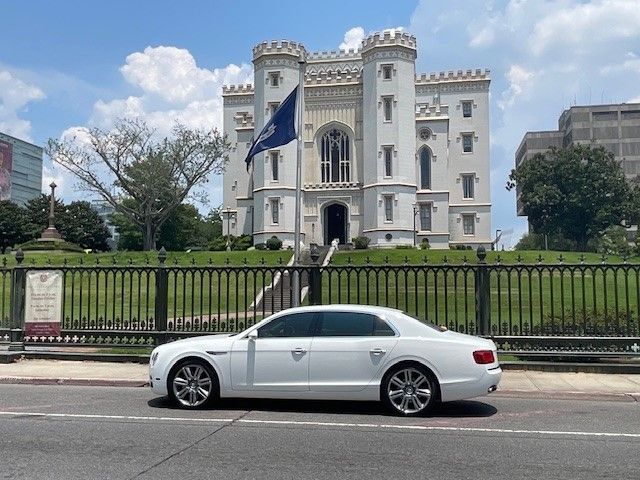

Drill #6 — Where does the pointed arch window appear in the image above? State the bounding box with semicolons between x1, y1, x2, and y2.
419;148;431;189
321;129;350;183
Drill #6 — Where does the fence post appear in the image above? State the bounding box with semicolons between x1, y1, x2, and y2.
154;247;169;345
474;246;491;336
308;243;322;306
8;249;26;351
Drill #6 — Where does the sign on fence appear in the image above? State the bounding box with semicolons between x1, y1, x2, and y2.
25;270;63;337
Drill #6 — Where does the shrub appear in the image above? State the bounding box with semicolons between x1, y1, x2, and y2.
208;236;229;251
395;244;413;249
232;234;253;251
352;236;370;250
254;243;267;250
420;238;431;250
266;236;282;251
588;226;631;257
19;239;84;253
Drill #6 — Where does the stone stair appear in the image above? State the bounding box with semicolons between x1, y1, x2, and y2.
256;244;333;313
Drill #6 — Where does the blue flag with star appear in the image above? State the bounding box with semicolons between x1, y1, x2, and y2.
245;85;298;170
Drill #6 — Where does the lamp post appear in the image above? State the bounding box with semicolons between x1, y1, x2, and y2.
412;203;418;247
225;206;233;251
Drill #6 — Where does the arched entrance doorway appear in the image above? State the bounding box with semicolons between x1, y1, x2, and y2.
324;203;347;245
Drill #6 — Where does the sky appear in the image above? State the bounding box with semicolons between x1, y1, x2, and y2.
2;0;640;247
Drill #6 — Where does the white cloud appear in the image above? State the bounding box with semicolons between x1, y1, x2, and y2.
70;46;253;136
498;64;535;110
339;27;365;51
0;70;45;141
530;0;640;56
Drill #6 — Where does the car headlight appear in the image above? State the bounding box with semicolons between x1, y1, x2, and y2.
151;350;159;366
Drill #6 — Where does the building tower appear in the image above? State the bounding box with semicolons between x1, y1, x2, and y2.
361;32;417;245
251;40;307;246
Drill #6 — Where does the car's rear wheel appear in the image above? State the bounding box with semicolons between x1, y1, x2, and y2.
168;360;217;409
382;365;437;416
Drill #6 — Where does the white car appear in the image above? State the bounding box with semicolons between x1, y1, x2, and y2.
149;305;501;416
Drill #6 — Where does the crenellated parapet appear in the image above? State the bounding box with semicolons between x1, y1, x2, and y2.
361;30;417;56
222;84;254;95
307;49;361;61
415;69;491;84
305;69;362;86
252;40;307;60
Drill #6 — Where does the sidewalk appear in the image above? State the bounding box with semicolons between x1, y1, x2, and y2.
1;359;640;400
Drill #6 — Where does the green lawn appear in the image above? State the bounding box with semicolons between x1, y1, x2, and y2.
329;249;639;265
1;249;293;267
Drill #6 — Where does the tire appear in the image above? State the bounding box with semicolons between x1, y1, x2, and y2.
167;359;218;409
381;364;439;416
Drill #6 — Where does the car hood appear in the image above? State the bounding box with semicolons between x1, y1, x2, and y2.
156;333;236;352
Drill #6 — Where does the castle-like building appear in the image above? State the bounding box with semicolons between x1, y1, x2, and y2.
222;31;491;249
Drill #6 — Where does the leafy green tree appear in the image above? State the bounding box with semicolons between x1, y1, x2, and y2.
507;145;632;250
24;194;64;239
47;119;229;250
157;204;201;251
0;200;30;253
24;195;111;251
58;201;111;251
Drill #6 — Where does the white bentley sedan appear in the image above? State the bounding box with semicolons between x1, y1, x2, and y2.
149;305;501;416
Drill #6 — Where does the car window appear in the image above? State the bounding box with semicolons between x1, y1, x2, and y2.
317;312;394;337
373;317;396;336
257;312;316;338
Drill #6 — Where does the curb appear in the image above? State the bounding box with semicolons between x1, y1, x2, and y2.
494;389;640;402
500;361;640;374
0;377;149;387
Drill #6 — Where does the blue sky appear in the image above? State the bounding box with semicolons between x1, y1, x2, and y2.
2;0;640;247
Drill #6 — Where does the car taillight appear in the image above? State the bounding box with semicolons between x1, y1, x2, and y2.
473;350;495;364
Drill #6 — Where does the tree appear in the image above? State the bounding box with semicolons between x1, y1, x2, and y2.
58;201;111;251
157;203;201;251
24;194;64;239
24;195;111;251
46;118;229;250
507;145;632;250
0;200;30;253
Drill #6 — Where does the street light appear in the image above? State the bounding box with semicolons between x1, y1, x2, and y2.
225;206;233;251
412;203;418;247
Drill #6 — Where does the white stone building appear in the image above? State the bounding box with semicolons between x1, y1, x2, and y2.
222;31;491;249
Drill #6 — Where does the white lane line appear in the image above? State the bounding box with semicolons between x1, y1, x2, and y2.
0;412;232;423
1;411;640;439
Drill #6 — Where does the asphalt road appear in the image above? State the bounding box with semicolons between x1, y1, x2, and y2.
0;385;639;480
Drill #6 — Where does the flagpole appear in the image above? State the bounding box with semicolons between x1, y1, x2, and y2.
292;52;306;307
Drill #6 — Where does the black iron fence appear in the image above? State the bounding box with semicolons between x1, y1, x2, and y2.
2;248;640;355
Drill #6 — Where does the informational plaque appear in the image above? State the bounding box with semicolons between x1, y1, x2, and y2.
25;270;63;337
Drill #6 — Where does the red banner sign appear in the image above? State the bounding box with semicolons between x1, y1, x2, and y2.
0;140;12;201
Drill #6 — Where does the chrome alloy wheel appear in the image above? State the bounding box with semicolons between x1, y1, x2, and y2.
171;364;213;408
387;367;432;415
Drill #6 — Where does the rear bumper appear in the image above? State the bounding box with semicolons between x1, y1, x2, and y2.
440;366;502;402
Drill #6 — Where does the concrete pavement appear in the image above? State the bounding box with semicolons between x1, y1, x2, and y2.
1;359;640;400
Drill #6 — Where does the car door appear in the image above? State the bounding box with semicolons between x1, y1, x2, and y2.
230;312;316;391
308;311;398;392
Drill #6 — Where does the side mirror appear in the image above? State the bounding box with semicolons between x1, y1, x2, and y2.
247;330;258;340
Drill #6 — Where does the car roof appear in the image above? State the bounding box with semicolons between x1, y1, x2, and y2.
275;304;403;316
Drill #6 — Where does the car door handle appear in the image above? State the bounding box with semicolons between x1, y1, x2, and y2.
370;348;386;356
292;348;307;355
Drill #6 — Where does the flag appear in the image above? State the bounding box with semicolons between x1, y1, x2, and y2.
245;85;298;170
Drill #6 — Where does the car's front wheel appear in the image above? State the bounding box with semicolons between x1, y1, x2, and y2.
168;360;217;409
382;365;438;416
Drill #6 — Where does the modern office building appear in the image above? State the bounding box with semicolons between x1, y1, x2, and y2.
91;199;119;250
222;30;492;249
515;103;640;215
0;131;43;206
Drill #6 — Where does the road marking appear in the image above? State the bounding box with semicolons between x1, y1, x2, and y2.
1;411;639;439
